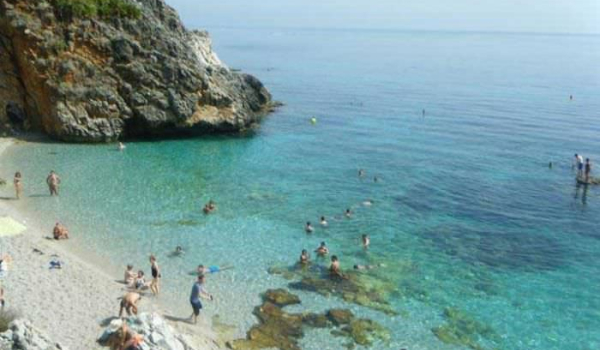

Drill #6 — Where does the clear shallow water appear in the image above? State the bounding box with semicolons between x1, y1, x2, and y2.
2;29;600;350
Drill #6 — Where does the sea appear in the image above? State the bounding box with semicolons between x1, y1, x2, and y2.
2;28;600;350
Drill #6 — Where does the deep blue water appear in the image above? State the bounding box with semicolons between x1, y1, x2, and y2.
2;28;600;350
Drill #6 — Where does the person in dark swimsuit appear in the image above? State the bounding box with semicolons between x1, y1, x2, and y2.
585;158;592;182
149;255;160;295
13;172;22;199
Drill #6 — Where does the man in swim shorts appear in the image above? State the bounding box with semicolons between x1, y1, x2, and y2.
189;274;213;324
119;292;141;317
46;171;61;196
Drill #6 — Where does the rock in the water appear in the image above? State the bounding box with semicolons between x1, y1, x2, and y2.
0;0;273;142
0;319;65;350
263;289;301;307
326;309;354;326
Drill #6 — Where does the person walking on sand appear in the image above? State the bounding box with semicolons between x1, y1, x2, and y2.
189;274;213;325
13;172;22;199
119;292;141;317
46;171;61;196
585;158;592;182
149;255;160;295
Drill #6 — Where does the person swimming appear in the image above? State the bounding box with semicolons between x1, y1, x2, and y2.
299;249;310;265
353;263;385;271
196;264;233;275
203;200;216;214
362;234;370;249
315;242;329;256
320;216;328;227
345;209;352;218
305;221;314;233
358;169;365;177
118;142;126;151
174;246;184;256
362;199;373;206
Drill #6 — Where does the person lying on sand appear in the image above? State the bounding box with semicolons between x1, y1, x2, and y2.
124;265;136;287
53;222;69;240
314;242;329;256
203;200;216;214
119;292;141;317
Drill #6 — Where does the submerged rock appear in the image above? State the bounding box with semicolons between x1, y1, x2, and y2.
263;289;301;307
228;289;389;350
0;319;65;350
0;0;273;142
432;307;498;350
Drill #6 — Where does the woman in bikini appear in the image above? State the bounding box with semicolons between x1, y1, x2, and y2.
13;172;22;199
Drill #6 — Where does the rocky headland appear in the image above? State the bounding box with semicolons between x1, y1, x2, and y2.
0;0;273;142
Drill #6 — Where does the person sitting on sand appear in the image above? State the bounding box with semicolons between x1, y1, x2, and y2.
315;242;329;256
13;172;22;200
329;255;344;279
362;234;370;249
196;264;233;275
320;216;328;227
305;221;314;233
203;200;216;214
124;265;136;287
119;292;141;317
53;222;69;240
121;333;143;350
345;208;352;218
189;274;213;325
299;249;310;265
134;271;146;290
46;170;61;196
353;263;385;271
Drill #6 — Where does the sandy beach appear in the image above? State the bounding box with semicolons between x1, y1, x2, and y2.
0;138;224;349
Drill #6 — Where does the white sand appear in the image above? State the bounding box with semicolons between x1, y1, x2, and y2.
0;138;225;349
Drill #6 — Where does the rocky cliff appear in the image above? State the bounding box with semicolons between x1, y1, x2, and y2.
0;0;272;142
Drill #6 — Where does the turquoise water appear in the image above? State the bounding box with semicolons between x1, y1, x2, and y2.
2;29;600;350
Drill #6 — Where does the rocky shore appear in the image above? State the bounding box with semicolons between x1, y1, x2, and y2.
0;0;273;142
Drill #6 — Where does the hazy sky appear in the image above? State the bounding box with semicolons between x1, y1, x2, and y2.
166;0;600;35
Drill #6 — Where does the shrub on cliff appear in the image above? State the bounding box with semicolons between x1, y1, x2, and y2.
50;0;142;21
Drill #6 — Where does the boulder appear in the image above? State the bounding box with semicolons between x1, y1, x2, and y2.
98;313;193;350
0;319;65;350
326;309;354;326
0;0;274;142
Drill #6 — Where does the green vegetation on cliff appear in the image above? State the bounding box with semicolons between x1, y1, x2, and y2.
50;0;141;20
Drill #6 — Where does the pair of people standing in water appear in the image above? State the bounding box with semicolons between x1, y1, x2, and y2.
11;170;61;199
574;154;593;182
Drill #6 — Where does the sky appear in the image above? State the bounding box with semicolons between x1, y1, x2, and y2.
165;0;600;35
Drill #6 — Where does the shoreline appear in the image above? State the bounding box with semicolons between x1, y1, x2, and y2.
0;137;225;349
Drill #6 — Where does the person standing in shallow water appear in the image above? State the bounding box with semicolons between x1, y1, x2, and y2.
46;170;61;196
149;255;160;295
585;158;592;182
189;274;213;325
13;172;22;199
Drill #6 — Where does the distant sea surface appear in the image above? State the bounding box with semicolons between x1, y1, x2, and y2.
3;28;600;350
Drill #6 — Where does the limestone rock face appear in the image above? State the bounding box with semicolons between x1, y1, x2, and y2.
0;0;272;142
0;319;65;350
